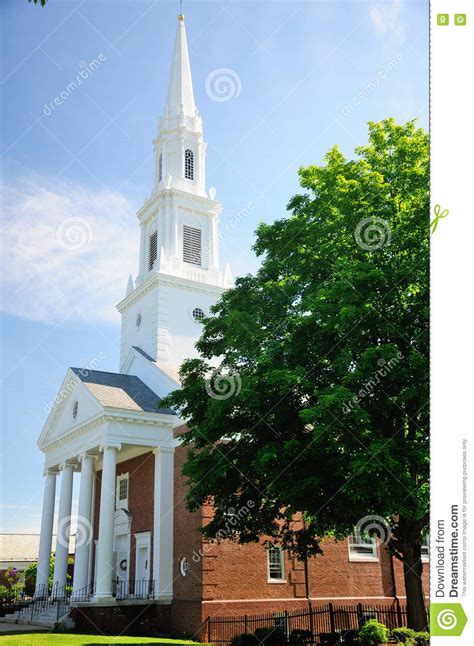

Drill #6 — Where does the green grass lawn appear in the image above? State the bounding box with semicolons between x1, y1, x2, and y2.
0;633;203;645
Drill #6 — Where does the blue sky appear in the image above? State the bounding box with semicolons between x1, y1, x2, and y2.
0;0;428;533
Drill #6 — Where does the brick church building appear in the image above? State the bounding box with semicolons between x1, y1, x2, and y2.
30;12;428;639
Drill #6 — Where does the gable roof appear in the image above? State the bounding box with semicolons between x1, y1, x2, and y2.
131;346;155;363
70;368;174;415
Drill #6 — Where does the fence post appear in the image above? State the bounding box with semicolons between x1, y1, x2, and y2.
244;615;248;634
207;615;211;643
284;610;289;639
329;603;335;635
308;602;315;643
396;599;403;626
357;603;363;626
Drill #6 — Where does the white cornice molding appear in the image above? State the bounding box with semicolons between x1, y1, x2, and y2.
137;187;221;222
40;408;177;454
116;270;225;312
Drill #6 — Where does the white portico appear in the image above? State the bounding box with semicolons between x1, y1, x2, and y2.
36;368;178;603
34;13;230;609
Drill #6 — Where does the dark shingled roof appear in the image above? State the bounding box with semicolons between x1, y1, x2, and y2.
70;368;174;415
131;346;155;363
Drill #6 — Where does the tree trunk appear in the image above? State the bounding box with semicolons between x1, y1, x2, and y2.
403;540;427;631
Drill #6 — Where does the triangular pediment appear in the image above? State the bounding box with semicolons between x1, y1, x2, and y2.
37;369;104;450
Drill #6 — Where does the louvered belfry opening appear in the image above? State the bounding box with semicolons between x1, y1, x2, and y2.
183;225;201;266
148;231;158;271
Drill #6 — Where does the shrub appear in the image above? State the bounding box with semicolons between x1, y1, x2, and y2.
358;619;390;646
254;626;286;645
289;628;312;644
230;633;259;646
392;627;416;644
413;632;429;646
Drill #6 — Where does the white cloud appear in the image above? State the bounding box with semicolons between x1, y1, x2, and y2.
0;173;138;325
370;0;405;40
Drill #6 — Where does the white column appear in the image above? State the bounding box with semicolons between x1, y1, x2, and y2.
53;461;75;591
93;443;120;601
72;453;95;599
153;446;175;600
35;468;58;596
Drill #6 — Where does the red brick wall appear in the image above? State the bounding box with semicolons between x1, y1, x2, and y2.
92;451;155;583
170;443;206;638
90;441;429;638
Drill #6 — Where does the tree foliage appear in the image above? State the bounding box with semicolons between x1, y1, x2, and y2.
166;118;429;628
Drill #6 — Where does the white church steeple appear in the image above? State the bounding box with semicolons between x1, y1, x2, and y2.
153;14;206;198
166;14;196;117
117;14;227;380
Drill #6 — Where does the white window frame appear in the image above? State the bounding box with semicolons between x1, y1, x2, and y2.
267;545;285;583
348;530;379;562
116;472;129;510
421;533;429;562
184;148;194;180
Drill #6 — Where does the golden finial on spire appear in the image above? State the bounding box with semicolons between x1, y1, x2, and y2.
178;0;184;20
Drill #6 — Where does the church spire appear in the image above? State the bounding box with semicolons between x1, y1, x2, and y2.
166;14;196;118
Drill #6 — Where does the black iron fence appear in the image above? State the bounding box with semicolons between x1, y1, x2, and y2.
112;579;156;600
207;602;425;644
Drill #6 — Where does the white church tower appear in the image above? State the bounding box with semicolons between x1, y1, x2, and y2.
32;14;232;609
117;14;231;384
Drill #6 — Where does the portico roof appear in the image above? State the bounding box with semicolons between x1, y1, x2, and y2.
70;368;173;415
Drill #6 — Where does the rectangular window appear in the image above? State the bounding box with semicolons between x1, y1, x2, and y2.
116;473;129;509
183;225;202;266
148;231;158;271
421;534;429;561
267;545;285;582
348;531;378;561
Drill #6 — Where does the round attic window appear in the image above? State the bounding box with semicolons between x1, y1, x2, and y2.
192;307;205;322
136;313;142;328
72;401;79;420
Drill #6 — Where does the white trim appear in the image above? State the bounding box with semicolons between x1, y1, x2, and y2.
134;531;151;582
267;545;285;583
347;534;379;562
116;472;129;510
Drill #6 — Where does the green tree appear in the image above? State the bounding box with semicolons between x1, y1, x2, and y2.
23;553;55;593
165;119;429;630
